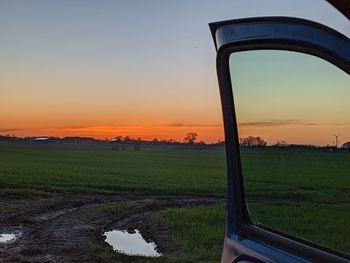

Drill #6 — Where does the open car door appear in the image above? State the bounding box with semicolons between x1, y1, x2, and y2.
211;11;350;263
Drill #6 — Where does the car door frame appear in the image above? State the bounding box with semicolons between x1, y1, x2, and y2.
210;16;350;263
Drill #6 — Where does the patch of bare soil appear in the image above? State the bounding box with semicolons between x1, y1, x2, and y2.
0;191;223;262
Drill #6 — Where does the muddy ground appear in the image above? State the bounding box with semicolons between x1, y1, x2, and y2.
0;191;224;262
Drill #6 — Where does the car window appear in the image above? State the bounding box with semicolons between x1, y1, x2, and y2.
229;49;350;255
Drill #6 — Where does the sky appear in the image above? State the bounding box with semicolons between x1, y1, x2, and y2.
230;50;350;146
0;0;349;144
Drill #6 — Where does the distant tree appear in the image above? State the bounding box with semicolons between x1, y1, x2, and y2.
160;138;175;144
183;132;198;144
240;136;267;147
152;138;159;143
256;137;267;146
123;136;131;142
198;140;206;145
274;140;289;147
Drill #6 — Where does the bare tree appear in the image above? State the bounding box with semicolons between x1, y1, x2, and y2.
240;136;267;147
183;132;198;144
274;140;289;147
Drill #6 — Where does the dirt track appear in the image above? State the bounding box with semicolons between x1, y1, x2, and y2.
0;191;223;262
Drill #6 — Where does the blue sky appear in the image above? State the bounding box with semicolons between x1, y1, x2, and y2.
0;0;348;142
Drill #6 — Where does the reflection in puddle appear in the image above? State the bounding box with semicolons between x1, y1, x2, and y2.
103;229;161;257
0;233;18;243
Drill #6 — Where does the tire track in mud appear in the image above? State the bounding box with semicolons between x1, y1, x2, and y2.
0;192;224;263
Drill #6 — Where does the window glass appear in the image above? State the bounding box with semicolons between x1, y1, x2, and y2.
230;50;350;254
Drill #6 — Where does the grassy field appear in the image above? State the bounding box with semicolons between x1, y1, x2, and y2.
0;142;349;258
241;147;350;255
0;142;226;195
151;204;225;262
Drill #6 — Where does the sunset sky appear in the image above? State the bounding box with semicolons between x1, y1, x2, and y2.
0;0;349;144
230;50;350;146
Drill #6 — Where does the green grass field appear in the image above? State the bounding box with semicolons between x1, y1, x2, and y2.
0;142;349;258
241;147;350;255
0;142;226;195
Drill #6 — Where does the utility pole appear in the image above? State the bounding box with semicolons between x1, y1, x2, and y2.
333;134;340;148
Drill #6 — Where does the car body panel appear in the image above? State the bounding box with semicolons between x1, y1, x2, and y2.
210;17;350;263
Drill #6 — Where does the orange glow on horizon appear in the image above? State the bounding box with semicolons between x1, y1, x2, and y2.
1;124;225;144
3;122;349;145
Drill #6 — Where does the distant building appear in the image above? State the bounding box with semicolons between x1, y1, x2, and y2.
33;137;59;143
109;138;123;143
343;141;350;149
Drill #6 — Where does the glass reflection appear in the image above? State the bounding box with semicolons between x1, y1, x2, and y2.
230;50;350;255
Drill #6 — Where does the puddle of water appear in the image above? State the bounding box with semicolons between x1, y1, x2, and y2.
103;229;161;257
0;233;18;243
